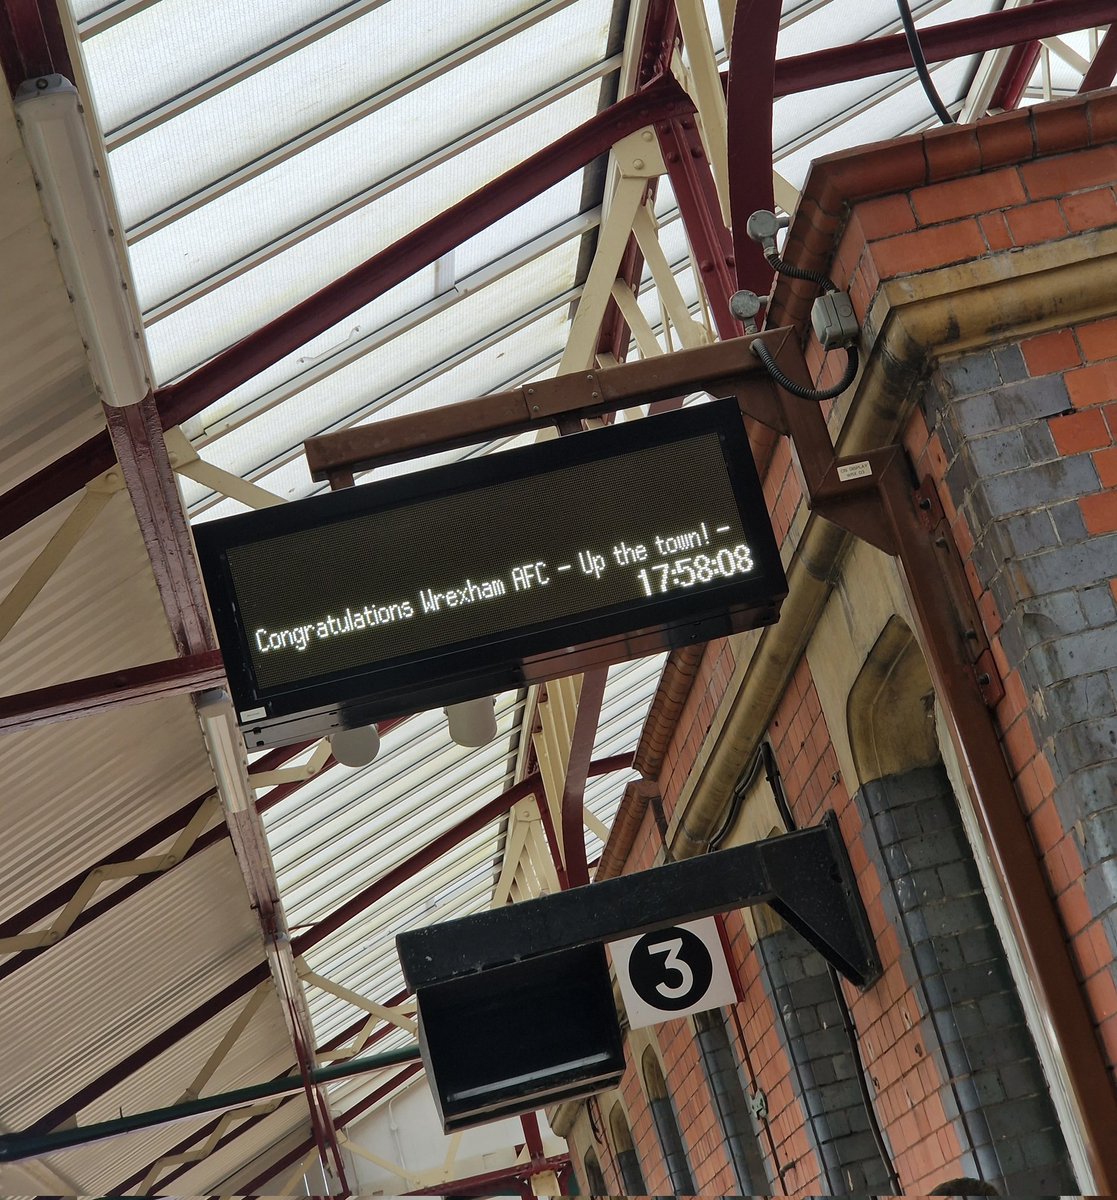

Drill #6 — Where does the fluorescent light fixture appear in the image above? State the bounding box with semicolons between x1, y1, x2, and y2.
14;74;149;407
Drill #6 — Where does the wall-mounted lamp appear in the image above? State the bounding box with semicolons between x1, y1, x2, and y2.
14;74;148;407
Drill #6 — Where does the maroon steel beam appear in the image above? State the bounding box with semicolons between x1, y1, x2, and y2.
773;0;1117;96
104;390;345;1177
656;115;741;338
728;0;781;296
533;782;570;891
0;0;73;93
1080;23;1117;92
153;73;696;430
102;397;215;656
0;649;225;734
0;432;116;543
558;668;610;888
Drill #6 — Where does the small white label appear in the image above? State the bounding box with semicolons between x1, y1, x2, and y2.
239;706;267;722
837;460;872;482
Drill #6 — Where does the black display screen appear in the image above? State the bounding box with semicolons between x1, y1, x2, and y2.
194;399;786;736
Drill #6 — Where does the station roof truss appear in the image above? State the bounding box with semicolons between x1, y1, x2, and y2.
0;0;1111;1192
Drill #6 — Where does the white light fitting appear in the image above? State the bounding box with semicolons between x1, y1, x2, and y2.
14;74;148;407
445;696;498;747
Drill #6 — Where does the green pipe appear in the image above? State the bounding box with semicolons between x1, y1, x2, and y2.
0;1043;422;1162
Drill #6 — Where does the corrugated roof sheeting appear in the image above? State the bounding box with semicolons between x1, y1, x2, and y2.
0;840;274;1129
0;94;103;495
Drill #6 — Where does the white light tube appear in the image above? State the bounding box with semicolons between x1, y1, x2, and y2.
14;74;148;407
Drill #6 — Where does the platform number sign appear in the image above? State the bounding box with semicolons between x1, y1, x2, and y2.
609;917;738;1028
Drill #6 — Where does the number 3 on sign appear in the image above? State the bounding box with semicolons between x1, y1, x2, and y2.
609;916;739;1029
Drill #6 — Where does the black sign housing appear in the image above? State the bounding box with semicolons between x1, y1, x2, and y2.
194;398;787;747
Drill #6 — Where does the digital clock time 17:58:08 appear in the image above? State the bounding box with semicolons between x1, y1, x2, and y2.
635;542;756;597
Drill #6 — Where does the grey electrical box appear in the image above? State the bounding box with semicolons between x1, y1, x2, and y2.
811;291;859;349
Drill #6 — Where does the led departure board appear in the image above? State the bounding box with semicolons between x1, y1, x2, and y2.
194;399;787;748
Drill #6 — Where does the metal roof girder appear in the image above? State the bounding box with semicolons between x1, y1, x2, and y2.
673;0;731;226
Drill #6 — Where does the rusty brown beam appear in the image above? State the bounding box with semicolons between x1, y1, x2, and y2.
304;334;784;479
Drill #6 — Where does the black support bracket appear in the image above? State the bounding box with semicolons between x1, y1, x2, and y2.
398;815;880;990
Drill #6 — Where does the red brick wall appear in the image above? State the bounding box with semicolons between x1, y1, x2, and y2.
600;90;1117;1195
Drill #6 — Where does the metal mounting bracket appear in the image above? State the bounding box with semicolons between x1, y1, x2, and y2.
397;817;880;990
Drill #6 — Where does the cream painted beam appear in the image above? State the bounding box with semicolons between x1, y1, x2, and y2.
672;4;731;226
610;279;664;357
631;204;709;349
492;804;534;907
297;963;419;1039
560;129;664;374
251;737;333;789
339;1135;426;1188
164;427;284;510
179;984;271;1102
1041;34;1091;74
716;0;737;50
773;170;801;218
0;476;116;645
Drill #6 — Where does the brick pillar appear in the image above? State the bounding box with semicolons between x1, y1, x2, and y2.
768;85;1117;1186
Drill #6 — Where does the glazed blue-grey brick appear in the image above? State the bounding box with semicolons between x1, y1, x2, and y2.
1008;533;1117;597
1083;859;1117;916
915;792;956;828
939;351;1003;396
1055;758;1117;819
992;374;1072;425
903;832;970;871
1029;626;1117;686
1049;498;1089;543
994;344;1028;383
938;858;982;897
952;392;1004;437
1080;582;1117;626
1019;590;1090;638
1038;674;1115;737
985;1097;1054;1139
1021;421;1058;464
998;1059;1049;1101
1080;807;1117;861
943;962;1014;1005
977;456;1099;519
964;430;1033;477
961;927;1007;966
977;990;1024;1029
972;1069;1007;1105
1052;721;1117;776
992;510;1061;558
920;896;990;939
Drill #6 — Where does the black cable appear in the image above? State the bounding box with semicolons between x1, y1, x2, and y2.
762;250;840;294
752;336;860;402
762;745;904;1196
895;0;955;125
